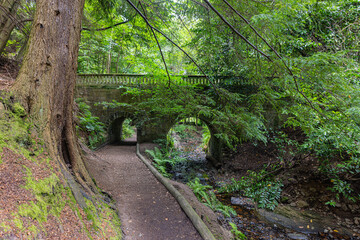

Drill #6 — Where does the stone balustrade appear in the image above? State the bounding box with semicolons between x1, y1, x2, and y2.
76;74;252;87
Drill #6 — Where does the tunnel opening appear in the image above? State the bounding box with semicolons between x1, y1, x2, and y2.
121;119;137;143
163;117;213;183
109;117;137;145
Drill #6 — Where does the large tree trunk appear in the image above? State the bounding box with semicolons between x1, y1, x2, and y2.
11;0;93;188
0;0;19;54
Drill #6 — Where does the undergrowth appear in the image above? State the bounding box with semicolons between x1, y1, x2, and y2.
76;98;106;149
188;178;236;218
122;119;135;139
145;147;186;178
188;178;246;240
218;167;283;211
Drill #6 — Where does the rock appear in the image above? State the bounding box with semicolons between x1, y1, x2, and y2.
324;229;329;233
288;178;298;184
345;218;353;225
341;204;349;211
290;202;297;207
230;197;255;209
335;202;342;208
319;195;328;202
296;200;309;208
354;217;360;225
287;233;308;240
231;197;242;205
349;204;359;212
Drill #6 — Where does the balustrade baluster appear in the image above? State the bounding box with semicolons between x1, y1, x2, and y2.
119;75;123;85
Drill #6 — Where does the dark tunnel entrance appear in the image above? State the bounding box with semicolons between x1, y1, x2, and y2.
109;117;137;145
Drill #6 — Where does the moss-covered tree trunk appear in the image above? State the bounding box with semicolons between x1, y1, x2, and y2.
11;0;93;187
0;0;19;54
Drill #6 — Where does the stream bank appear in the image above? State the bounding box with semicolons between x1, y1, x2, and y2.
156;124;360;240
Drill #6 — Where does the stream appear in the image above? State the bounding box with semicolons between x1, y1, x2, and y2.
166;125;359;240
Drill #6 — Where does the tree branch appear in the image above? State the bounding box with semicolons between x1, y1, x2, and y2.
82;20;130;31
202;0;272;61
222;0;281;59
138;1;172;89
220;0;327;119
125;0;220;95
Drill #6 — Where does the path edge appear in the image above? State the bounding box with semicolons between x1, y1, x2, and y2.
136;144;216;240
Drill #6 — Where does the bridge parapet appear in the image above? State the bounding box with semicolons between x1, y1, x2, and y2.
76;74;252;87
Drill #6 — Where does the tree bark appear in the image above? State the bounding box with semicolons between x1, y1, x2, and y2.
0;0;19;54
106;51;111;73
11;0;93;188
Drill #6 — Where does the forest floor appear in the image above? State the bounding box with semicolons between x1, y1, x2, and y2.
0;56;17;90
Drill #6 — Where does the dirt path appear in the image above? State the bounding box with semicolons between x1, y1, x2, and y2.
88;144;202;240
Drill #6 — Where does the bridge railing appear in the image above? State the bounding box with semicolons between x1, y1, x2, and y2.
76;74;253;87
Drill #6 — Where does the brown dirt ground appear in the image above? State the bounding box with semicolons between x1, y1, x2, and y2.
87;144;203;240
0;57;17;90
0;146;119;239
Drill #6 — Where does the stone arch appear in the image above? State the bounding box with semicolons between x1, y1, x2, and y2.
106;111;137;143
166;115;223;167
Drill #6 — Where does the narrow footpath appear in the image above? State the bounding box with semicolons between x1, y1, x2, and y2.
87;144;203;240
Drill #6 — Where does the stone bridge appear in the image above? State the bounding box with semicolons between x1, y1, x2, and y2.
75;74;260;166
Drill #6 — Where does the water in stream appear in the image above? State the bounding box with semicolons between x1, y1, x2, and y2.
167;123;359;240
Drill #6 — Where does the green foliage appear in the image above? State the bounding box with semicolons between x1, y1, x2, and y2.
109;84;267;150
188;178;236;218
269;130;299;164
76;98;106;149
170;124;197;141
145;147;173;178
2;1;35;59
121;119;135;139
78;0;360;204
325;199;336;207
201;125;211;152
145;147;188;178
229;222;247;240
79;0;197;75
219;169;283;211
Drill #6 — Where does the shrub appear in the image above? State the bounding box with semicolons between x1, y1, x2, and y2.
219;169;283;211
76;98;106;149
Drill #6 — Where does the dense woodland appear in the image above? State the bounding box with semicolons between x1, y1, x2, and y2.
0;0;360;239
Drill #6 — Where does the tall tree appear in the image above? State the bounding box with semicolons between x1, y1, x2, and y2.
0;0;20;54
11;0;93;187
